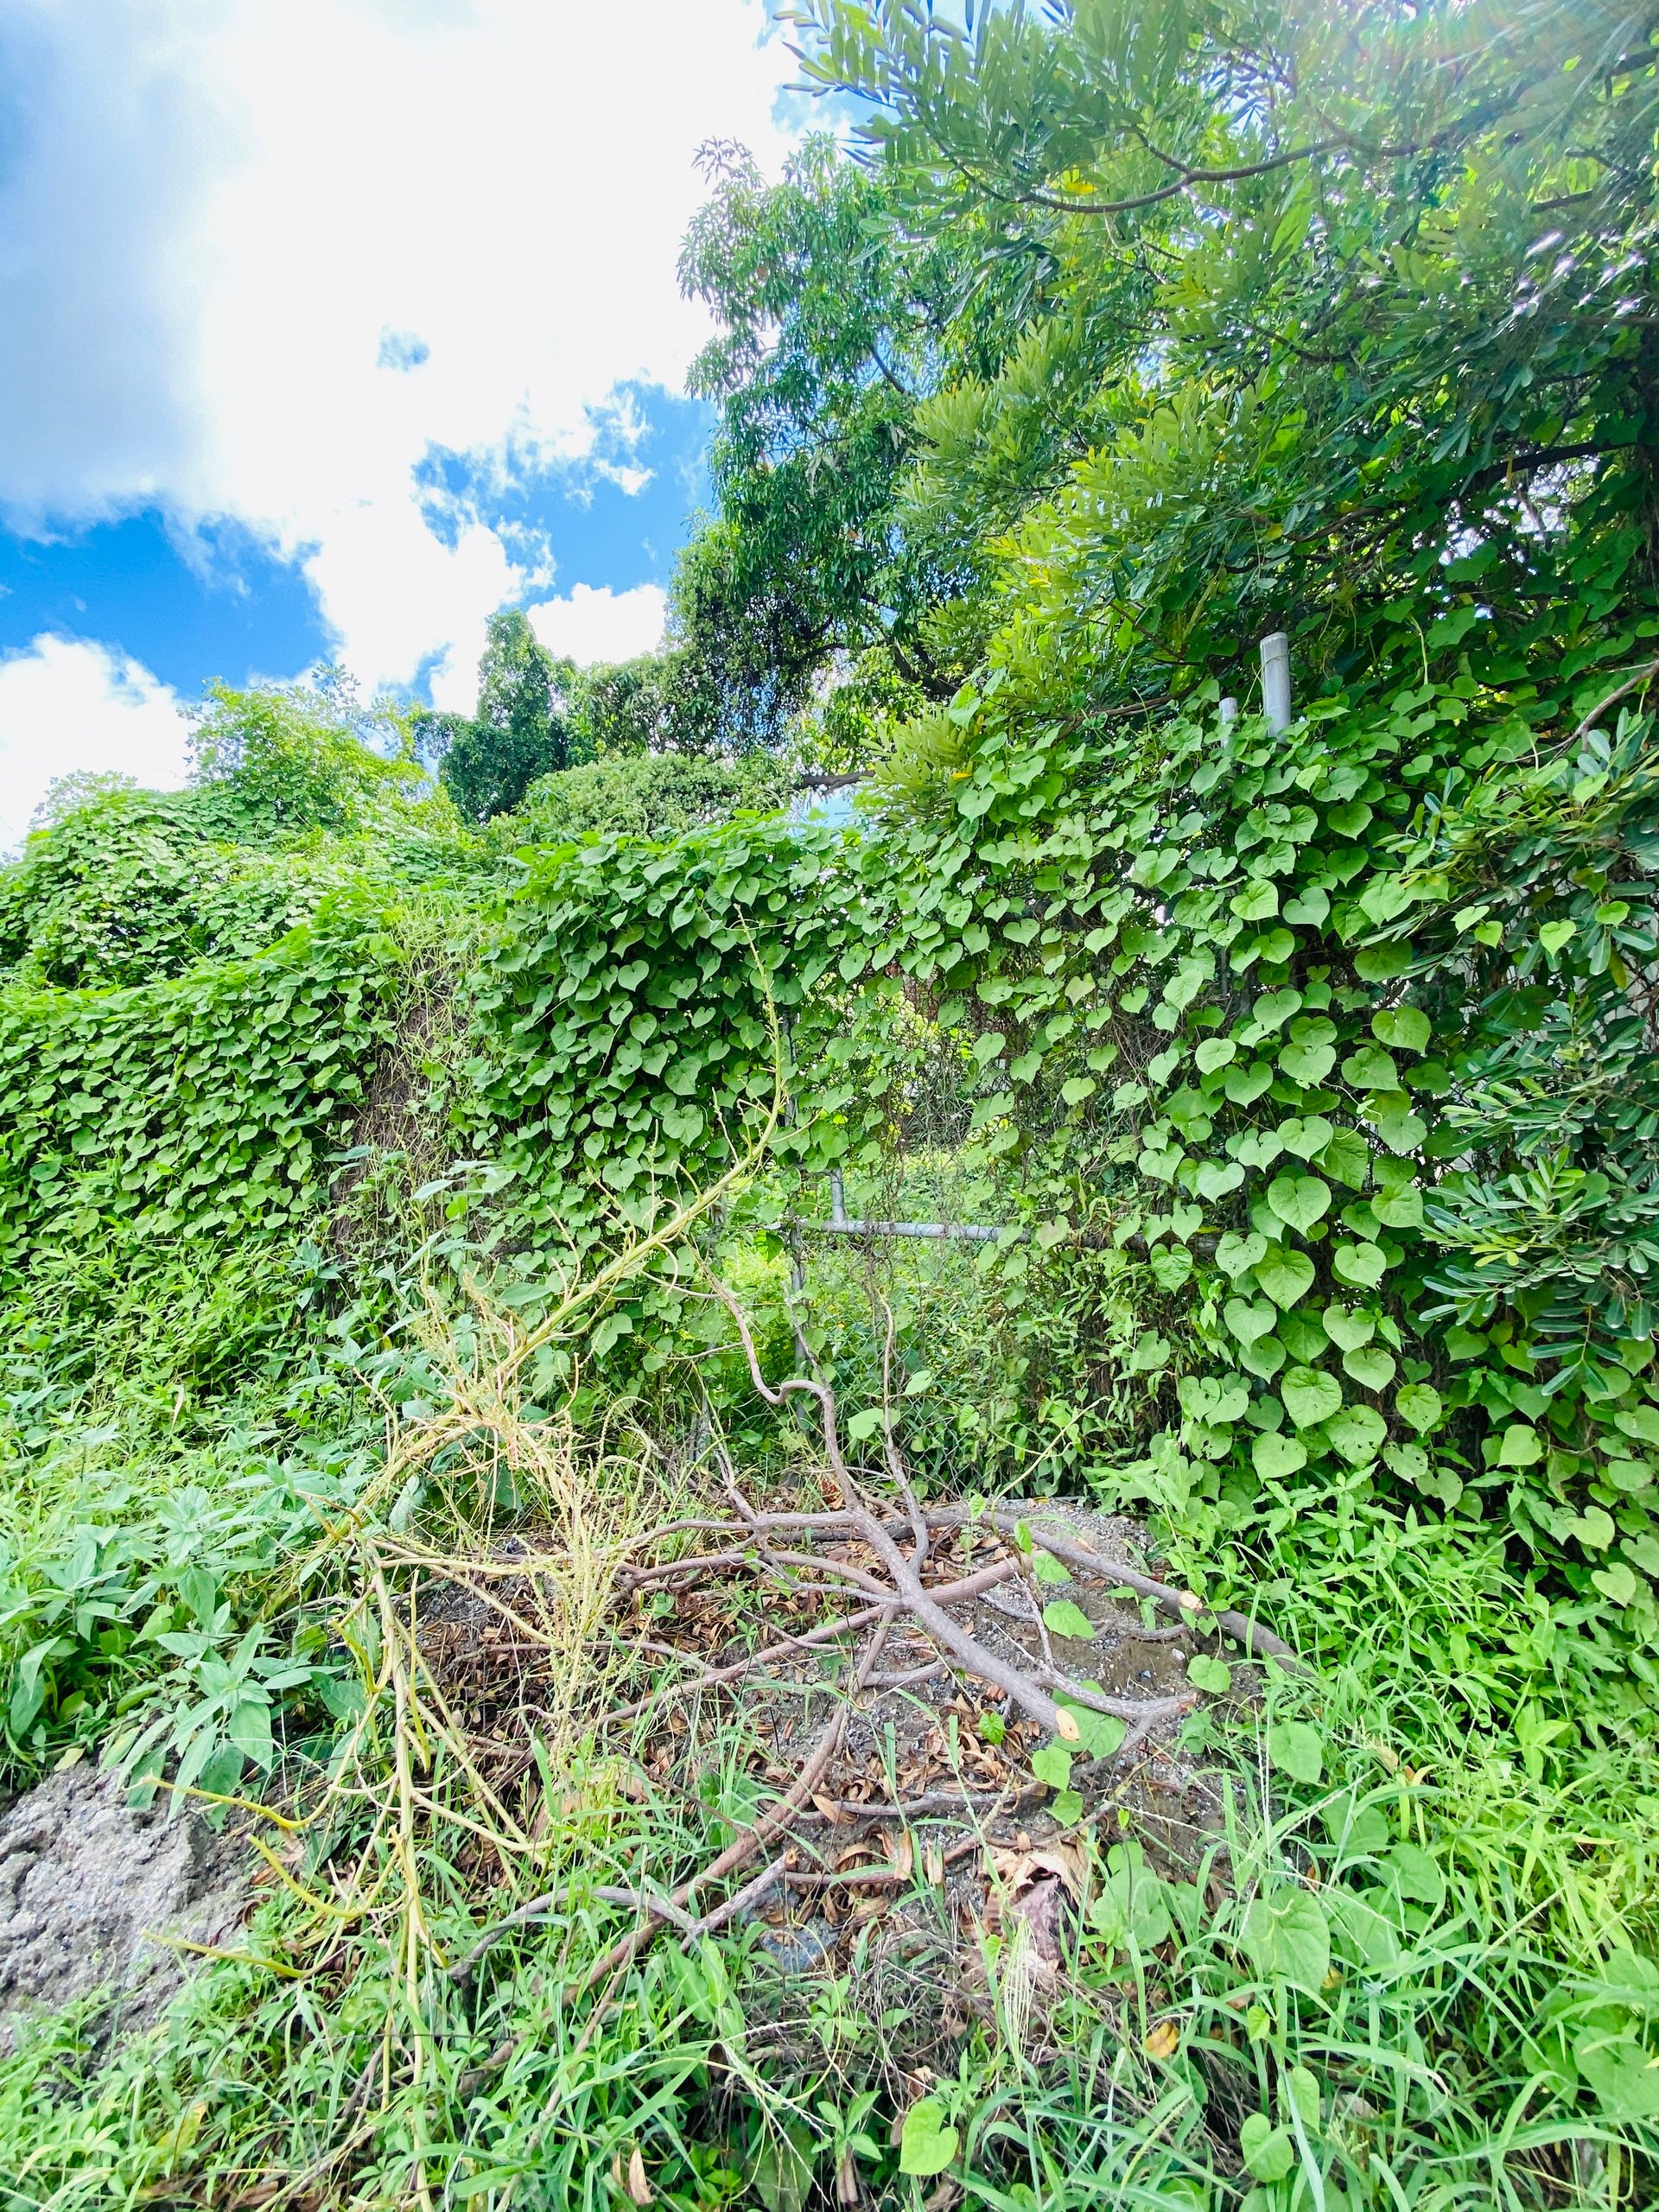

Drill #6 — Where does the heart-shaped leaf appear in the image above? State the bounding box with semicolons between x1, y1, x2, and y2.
1194;1036;1236;1073
1195;1160;1245;1200
1239;2115;1295;2184
1254;988;1303;1030
1383;1440;1431;1484
1042;1599;1097;1642
1332;1239;1386;1288
1170;1201;1205;1241
1540;918;1577;957
1281;886;1330;925
1230;879;1280;922
1344;1345;1396;1391
1187;1653;1233;1695
1253;1430;1307;1478
1373;1005;1430;1053
1239;1334;1287;1378
1325;1403;1388;1464
1592;1561;1639;1607
1373;1181;1424;1228
1497;1421;1542;1465
1216;1230;1268;1278
1279;1040;1337;1085
1344;1044;1399;1091
1234;1128;1284;1169
1278;1116;1334;1160
1268;1173;1332;1234
1224;1061;1274;1105
1255;1246;1316;1307
1371;1100;1428;1155
1243;1883;1330;1988
1322;1302;1374;1351
1031;1742;1073;1790
1060;1076;1096;1107
1281;1365;1344;1428
1319;1129;1370;1187
1268;1720;1325;1785
1395;1382;1442;1432
899;2099;960;2179
1327;800;1373;836
1225;1297;1277;1346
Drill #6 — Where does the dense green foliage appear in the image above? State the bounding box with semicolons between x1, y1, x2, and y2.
0;1;1656;2203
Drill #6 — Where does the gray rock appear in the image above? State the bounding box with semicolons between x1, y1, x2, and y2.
0;1763;251;2052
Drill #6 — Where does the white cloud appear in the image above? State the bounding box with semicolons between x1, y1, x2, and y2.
528;583;667;668
0;0;800;701
0;634;190;849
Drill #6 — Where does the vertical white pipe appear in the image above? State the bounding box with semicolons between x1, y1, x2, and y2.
1219;696;1238;728
1260;632;1292;731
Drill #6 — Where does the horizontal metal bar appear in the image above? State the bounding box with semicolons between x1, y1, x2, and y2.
792;1217;1005;1243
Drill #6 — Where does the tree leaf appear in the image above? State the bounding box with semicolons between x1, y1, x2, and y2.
1187;1654;1232;1695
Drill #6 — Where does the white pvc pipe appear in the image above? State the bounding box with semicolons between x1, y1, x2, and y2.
1260;632;1292;731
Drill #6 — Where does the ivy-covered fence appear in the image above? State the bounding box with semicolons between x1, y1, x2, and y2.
0;889;404;1263
464;647;1659;1728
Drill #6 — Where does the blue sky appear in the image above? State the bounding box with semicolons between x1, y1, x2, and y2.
0;0;799;844
0;383;714;700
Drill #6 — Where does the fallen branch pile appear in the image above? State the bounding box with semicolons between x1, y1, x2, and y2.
427;1280;1295;2000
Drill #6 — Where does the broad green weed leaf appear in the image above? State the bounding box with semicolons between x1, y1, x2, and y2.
1239;2114;1295;2183
1322;1302;1374;1351
1267;1173;1332;1233
1042;1599;1096;1641
899;2099;958;2178
1268;1719;1324;1784
1243;1884;1330;1989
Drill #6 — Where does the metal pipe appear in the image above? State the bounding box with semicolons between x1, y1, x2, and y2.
1260;632;1292;731
796;1217;1001;1243
1219;696;1238;728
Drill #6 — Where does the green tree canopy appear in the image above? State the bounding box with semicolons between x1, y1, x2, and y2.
429;610;581;820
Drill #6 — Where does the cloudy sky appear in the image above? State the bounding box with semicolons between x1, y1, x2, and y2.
0;0;805;842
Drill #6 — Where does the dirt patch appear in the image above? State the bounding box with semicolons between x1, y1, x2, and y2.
413;1497;1257;2067
0;1764;252;2052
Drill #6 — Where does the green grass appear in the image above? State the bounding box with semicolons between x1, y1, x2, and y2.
0;1227;1654;2210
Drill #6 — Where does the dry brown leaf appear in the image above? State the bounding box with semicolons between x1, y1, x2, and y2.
986;1841;1084;1899
923;1844;945;1886
626;2147;653;2205
836;2148;861;2205
1143;2019;1180;2060
883;1829;915;1880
